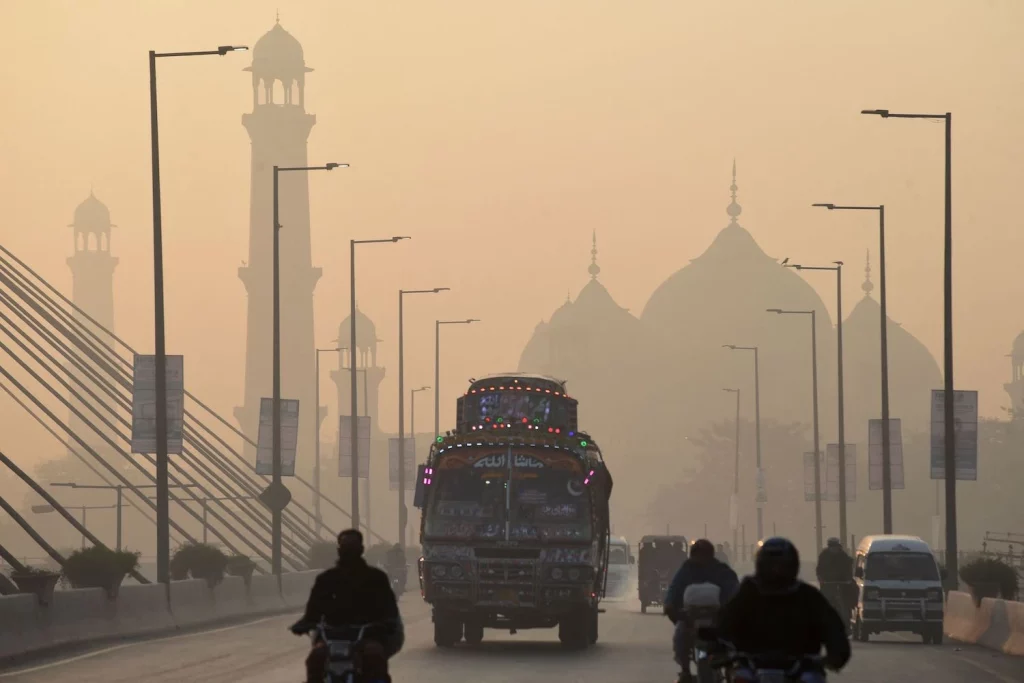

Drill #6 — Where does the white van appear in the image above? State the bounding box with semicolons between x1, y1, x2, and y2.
604;536;634;598
852;535;946;644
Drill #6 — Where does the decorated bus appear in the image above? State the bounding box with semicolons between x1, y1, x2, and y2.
416;373;612;649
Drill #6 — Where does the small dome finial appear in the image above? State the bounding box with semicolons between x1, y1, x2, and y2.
862;249;874;297
726;159;742;224
276;8;280;23
588;230;601;280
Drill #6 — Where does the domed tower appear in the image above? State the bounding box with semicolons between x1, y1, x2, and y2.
235;18;321;465
330;307;386;430
1004;331;1024;420
67;191;118;334
66;191;119;456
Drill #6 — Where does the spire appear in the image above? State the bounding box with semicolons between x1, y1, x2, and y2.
275;8;280;23
862;249;875;297
588;230;601;280
726;159;742;225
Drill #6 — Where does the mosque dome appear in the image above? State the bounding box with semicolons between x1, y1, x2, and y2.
338;307;378;353
69;192;112;231
842;251;942;437
246;20;313;79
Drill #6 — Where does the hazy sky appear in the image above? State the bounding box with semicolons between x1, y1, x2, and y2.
2;0;1023;463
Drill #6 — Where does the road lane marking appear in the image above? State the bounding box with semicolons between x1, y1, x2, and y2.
0;616;278;678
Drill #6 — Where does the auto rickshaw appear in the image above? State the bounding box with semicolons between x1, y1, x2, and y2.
637;534;689;613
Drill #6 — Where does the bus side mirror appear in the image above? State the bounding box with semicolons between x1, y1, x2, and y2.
854;567;864;579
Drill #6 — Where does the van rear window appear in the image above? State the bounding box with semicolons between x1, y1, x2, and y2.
865;552;939;581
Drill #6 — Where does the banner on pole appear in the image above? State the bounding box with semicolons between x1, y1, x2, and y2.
338;416;371;479
930;390;978;481
131;354;184;454
803;453;825;502
388;438;417;491
255;398;300;476
755;468;767;504
825;444;857;502
868;418;904;490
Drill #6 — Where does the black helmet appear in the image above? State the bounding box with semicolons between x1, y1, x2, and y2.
691;539;715;560
827;537;842;549
755;537;800;590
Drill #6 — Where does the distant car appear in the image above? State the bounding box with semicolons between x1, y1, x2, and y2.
604;536;633;598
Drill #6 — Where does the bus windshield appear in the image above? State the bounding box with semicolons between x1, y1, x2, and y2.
424;467;506;540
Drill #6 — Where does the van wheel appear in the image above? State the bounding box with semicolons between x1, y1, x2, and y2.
433;615;462;648
925;627;943;645
640;601;647;614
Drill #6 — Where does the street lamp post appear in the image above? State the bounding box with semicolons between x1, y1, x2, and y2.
349;237;410;531
33;503;117;549
314;346;342;538
723;388;741;553
813;203;892;534
398;289;448;547
271;163;347;576
787;260;848;545
723;345;763;539
861;108;956;587
434;319;480;439
767;308;822;552
149;43;247;586
411;386;430;447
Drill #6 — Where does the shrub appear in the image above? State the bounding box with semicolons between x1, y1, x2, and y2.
62;546;139;593
170;542;228;584
307;541;336;570
226;554;257;578
13;565;58;576
960;557;1019;602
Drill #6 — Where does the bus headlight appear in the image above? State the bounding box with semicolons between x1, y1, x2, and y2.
568;568;581;581
450;565;464;579
431;564;447;578
551;567;564;580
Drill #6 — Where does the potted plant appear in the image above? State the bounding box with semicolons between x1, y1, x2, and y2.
960;557;1019;605
225;555;257;586
171;542;228;587
62;546;140;599
306;541;336;570
11;565;62;606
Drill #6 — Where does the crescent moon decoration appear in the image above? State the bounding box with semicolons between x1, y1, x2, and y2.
566;479;584;497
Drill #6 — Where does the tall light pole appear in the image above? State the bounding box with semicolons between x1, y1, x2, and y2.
314;346;342;537
32;504;117;550
398;289;448;547
411;386;430;447
767;308;822;552
434;319;480;439
722;388;741;553
787;260;848;545
270;163;347;576
149;43;247;586
813;203;892;534
349;237;409;531
861;108;956;586
723;345;762;539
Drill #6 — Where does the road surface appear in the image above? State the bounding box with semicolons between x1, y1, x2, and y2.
0;594;1020;683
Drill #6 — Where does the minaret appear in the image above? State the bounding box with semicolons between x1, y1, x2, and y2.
588;230;601;280
66;192;119;455
235;19;321;466
330;308;386;431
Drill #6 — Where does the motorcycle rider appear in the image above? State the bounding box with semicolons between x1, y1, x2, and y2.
716;537;851;683
816;537;855;618
290;529;404;683
664;539;740;683
385;543;408;592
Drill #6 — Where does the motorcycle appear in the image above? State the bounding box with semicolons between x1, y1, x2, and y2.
685;605;723;683
301;620;389;683
698;627;826;683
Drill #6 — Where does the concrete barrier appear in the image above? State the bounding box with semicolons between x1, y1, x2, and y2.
212;576;249;619
168;579;216;628
280;570;317;609
46;588;117;646
115;583;174;636
0;594;44;660
247;573;284;612
944;590;1024;657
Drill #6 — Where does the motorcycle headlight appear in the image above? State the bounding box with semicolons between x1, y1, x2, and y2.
551;567;564;580
863;587;879;601
450;565;464;579
431;564;447;578
568;568;581;581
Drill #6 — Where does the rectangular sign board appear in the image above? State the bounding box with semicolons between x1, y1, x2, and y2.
868;418;904;490
255;398;300;476
825;444;857;502
131;354;184;454
803;453;824;502
930;389;978;481
338;416;371;479
388;438;417;491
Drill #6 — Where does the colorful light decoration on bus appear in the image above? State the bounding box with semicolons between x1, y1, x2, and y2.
423;467;434;486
